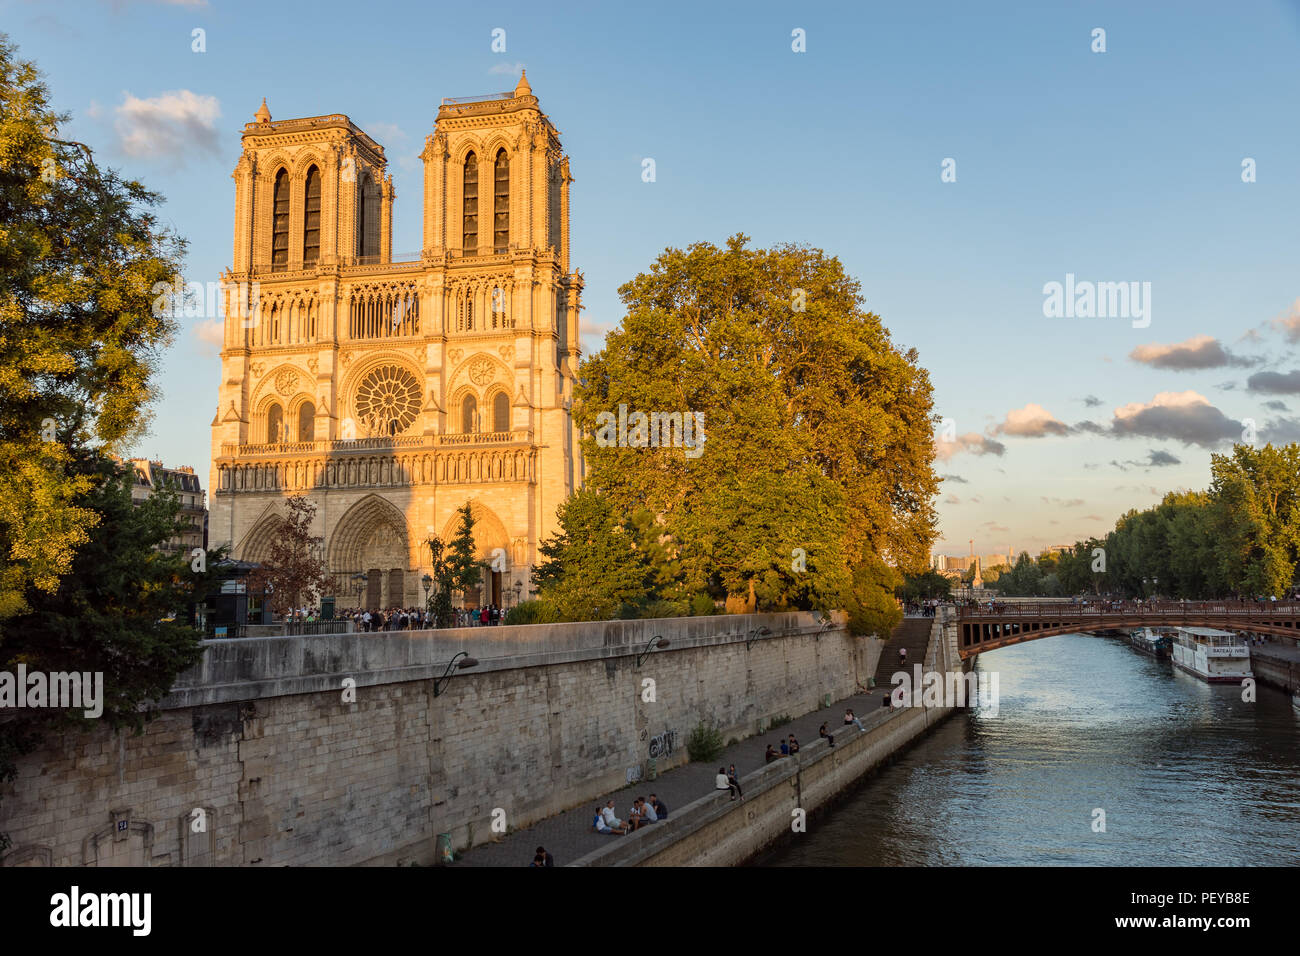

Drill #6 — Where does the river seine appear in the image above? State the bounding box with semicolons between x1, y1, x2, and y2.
759;633;1300;866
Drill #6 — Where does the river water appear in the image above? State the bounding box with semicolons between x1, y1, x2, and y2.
759;633;1300;866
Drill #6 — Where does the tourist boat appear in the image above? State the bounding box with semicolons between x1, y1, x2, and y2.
1170;627;1252;683
1128;627;1171;658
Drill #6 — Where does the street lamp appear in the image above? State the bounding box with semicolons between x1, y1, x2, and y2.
512;580;522;608
635;635;670;668
746;626;772;650
422;574;433;605
433;651;479;697
353;573;367;608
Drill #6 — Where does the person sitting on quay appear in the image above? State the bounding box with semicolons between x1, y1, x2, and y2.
649;794;668;819
779;739;790;757
600;800;627;833
787;734;800;755
628;799;645;830
716;767;742;801
844;709;864;731
637;796;658;823
819;722;834;747
728;765;744;801
766;743;781;763
593;806;628;835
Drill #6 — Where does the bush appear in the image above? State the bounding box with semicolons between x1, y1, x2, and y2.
638;598;688;619
768;713;793;730
690;593;718;616
504;599;560;626
686;721;726;763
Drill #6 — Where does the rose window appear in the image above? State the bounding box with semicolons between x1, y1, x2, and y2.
354;366;421;436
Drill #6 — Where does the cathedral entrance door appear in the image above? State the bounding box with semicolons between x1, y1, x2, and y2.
366;569;382;610
490;570;502;607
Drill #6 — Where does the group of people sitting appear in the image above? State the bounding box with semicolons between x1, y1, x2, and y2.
764;734;801;762
592;795;669;835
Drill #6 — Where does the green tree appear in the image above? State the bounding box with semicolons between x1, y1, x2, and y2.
0;456;205;853
0;36;185;620
573;234;938;615
896;569;952;602
1208;444;1300;597
533;489;655;621
427;502;482;627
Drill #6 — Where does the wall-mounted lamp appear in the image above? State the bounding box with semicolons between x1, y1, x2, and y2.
746;626;772;650
433;651;478;697
636;635;670;668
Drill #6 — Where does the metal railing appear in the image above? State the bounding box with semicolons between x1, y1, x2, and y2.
957;600;1300;623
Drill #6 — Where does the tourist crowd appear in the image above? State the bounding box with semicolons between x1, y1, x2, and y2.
331;604;509;631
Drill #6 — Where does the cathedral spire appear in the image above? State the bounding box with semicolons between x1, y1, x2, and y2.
514;70;531;98
255;98;271;124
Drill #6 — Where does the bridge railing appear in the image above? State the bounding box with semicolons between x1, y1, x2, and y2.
955;600;1300;623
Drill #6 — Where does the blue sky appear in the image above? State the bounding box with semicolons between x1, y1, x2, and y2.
7;0;1300;558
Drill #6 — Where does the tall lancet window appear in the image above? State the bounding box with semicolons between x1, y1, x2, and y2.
492;391;509;433
462;152;478;253
493;149;509;253
462;394;478;434
267;403;284;444
303;166;321;265
271;169;289;269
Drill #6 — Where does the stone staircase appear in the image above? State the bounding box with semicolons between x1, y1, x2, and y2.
872;617;935;689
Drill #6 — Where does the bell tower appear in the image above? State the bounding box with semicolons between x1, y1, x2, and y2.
230;98;393;275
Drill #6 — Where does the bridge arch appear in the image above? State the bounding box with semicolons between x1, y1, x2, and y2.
958;601;1300;658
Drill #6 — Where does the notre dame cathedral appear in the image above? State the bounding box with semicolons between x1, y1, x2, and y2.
208;73;583;610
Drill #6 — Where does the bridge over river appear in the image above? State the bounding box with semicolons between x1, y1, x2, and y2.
956;600;1300;658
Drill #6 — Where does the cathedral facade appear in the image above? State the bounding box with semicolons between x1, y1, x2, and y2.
208;73;583;610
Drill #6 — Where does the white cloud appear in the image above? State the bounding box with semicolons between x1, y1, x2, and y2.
995;403;1068;437
194;317;223;354
1129;334;1253;370
114;90;221;164
1111;391;1242;447
934;433;1006;461
1272;298;1300;344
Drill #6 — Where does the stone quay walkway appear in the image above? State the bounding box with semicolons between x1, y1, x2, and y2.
454;616;935;867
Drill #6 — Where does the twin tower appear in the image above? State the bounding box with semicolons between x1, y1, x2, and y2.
209;73;583;611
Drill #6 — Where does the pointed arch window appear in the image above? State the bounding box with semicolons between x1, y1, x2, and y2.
357;172;380;258
267;403;284;444
493;149;509;253
298;402;315;442
303;166;321;265
492;391;510;433
462;394;478;434
491;285;506;328
458;289;475;332
462;152;478;253
271;169;289;270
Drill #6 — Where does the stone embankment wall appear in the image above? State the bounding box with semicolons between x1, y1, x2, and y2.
0;611;877;867
571;610;965;867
